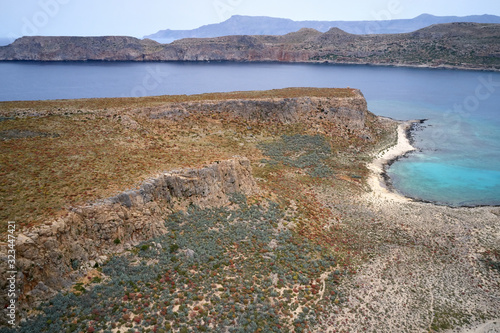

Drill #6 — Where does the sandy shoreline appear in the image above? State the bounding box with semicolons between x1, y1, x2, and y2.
315;117;500;332
353;119;500;333
366;119;420;203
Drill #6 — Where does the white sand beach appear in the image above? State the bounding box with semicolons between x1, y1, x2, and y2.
366;120;418;203
325;119;500;332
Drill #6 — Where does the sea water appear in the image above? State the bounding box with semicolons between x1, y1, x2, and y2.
386;110;500;206
0;62;499;206
369;70;500;206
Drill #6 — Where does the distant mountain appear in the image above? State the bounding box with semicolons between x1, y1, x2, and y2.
145;14;500;42
2;23;500;72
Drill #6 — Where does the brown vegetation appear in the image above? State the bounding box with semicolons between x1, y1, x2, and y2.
0;87;372;234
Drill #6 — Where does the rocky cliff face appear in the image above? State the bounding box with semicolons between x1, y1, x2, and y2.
151;23;500;69
0;36;161;61
141;93;369;130
0;157;256;316
0;89;374;322
1;23;499;70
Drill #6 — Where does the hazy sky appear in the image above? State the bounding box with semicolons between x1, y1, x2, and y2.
1;0;499;39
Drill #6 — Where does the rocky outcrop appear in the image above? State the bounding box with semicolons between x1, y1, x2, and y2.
0;88;374;324
1;23;499;70
142;93;369;130
0;36;162;61
0;157;257;319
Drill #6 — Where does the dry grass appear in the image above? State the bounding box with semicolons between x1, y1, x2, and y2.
0;87;356;116
0;112;259;232
3;89;500;333
0;88;373;235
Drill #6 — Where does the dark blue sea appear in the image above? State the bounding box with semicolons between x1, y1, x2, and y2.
0;61;499;206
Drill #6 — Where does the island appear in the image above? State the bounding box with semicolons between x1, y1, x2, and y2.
1;22;500;71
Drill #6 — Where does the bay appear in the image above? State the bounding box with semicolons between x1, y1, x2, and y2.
0;61;499;206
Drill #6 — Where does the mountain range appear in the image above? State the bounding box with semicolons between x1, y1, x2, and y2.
145;13;500;43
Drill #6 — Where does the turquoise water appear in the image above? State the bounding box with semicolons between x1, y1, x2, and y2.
389;161;500;206
387;115;500;206
373;75;500;206
0;62;499;206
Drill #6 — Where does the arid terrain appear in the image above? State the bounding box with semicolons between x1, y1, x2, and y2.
0;88;499;332
1;22;500;71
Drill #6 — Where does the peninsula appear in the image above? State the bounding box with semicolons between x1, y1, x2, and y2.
0;22;499;71
1;88;499;332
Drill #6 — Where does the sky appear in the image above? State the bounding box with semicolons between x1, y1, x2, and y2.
1;0;499;40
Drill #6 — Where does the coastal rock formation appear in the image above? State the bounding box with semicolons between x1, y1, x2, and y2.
1;88;498;331
0;88;376;323
141;93;369;130
0;36;162;61
0;157;257;315
0;87;378;326
1;23;499;70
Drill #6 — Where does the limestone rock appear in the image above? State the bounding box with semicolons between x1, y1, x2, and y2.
140;93;369;131
2;23;499;70
0;157;257;318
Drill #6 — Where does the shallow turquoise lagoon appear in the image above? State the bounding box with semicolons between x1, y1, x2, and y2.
389;159;500;206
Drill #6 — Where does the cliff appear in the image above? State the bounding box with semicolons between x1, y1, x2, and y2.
154;23;500;69
0;157;257;315
0;36;162;61
0;88;374;320
138;94;369;130
1;23;499;70
2;89;498;332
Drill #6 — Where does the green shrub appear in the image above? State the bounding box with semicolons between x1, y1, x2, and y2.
169;244;179;253
258;134;333;177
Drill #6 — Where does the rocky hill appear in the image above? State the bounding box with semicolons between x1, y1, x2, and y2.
0;88;373;314
157;22;500;69
145;14;500;42
0;88;499;332
0;36;162;61
1;23;499;70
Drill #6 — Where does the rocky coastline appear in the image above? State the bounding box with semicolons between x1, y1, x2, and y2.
0;89;499;332
1;22;499;71
360;121;500;332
